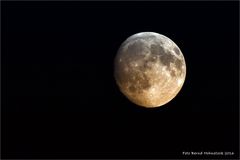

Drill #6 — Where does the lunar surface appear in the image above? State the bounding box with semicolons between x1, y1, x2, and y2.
114;32;186;108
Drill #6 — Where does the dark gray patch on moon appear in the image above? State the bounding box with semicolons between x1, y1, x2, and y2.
160;51;175;68
150;44;165;56
150;44;179;70
160;52;183;75
126;40;146;56
173;47;180;55
175;58;183;70
170;70;176;77
120;35;157;51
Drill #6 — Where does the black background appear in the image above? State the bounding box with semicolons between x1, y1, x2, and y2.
2;1;239;159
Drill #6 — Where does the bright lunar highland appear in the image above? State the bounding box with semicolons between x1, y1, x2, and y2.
114;32;186;108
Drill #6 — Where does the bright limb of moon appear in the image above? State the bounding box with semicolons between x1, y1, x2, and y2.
114;32;186;108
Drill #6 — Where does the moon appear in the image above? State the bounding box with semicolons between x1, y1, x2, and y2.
114;32;186;108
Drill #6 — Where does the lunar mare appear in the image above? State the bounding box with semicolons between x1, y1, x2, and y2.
114;32;186;108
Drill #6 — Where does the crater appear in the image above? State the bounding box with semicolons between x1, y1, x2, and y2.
173;47;180;55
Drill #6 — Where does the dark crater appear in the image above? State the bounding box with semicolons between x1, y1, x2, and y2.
173;47;180;55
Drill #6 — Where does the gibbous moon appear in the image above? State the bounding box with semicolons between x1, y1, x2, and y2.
114;32;186;108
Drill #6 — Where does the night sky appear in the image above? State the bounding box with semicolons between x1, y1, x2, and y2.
2;1;239;159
